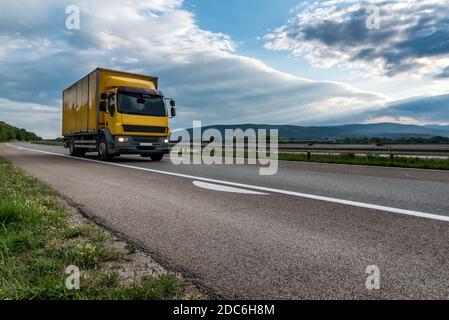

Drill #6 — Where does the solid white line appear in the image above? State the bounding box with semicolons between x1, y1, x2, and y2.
193;180;268;195
6;143;449;222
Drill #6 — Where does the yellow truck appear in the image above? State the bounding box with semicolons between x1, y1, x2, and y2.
62;68;175;161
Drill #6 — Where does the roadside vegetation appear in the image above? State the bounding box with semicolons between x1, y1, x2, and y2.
0;157;190;299
0;121;41;142
279;136;449;144
278;153;449;170
336;136;449;144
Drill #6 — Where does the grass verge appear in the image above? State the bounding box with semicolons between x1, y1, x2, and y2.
278;153;449;170
0;157;186;299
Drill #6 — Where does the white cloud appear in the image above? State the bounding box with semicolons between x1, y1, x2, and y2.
264;0;449;79
0;98;60;139
364;116;425;125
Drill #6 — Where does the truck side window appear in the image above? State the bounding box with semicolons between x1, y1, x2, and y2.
108;95;115;114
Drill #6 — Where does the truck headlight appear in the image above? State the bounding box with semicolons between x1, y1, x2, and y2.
164;138;169;144
116;136;129;143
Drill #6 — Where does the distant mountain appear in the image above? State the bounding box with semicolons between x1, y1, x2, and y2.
185;122;449;140
425;124;449;133
0;121;42;142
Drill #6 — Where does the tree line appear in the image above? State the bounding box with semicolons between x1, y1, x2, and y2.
279;136;449;144
0;121;42;142
337;136;449;144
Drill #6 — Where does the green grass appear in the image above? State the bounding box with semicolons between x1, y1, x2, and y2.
0;157;184;300
278;153;449;170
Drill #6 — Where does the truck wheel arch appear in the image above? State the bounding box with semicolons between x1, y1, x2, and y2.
98;128;114;146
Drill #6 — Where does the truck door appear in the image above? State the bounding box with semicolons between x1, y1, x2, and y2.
105;89;120;135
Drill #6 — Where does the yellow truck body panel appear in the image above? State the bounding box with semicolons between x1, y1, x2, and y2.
63;72;98;135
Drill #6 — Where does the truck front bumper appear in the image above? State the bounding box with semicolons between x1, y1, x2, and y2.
109;136;170;155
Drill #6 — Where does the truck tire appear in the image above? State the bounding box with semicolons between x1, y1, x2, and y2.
68;138;76;156
98;136;113;161
69;138;86;157
150;153;164;161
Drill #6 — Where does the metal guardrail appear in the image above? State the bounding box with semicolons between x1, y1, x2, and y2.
170;142;449;158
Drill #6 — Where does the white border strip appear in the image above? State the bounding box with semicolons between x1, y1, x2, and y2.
193;180;268;195
6;143;449;222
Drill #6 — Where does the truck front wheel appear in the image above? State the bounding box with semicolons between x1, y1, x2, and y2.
98;136;113;161
150;153;164;161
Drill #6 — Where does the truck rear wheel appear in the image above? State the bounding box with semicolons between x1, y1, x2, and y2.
69;138;86;157
98;136;113;161
150;153;164;161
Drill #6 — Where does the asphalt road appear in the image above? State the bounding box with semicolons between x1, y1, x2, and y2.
2;142;449;299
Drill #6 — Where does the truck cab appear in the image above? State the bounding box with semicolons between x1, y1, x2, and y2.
97;86;175;161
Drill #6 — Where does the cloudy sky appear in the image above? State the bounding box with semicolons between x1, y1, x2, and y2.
0;0;448;138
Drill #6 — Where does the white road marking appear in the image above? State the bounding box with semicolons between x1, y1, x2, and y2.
6;143;449;223
193;180;268;195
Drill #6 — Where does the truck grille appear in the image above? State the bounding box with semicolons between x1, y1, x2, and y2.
123;125;167;133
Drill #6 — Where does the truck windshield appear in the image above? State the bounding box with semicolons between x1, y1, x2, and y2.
117;92;167;117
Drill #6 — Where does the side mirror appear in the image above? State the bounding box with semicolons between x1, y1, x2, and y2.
100;93;108;100
170;106;176;117
170;99;176;107
99;101;107;112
